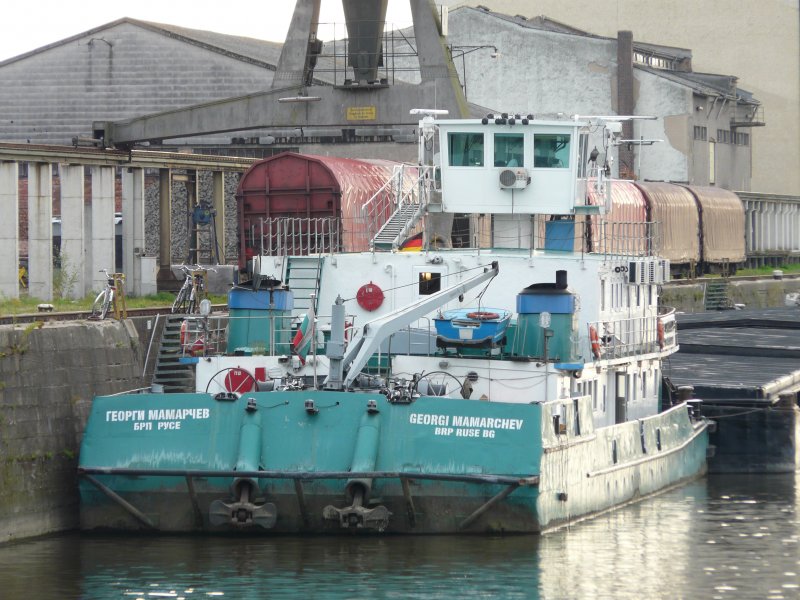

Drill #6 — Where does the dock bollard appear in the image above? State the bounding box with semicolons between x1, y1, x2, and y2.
686;399;703;421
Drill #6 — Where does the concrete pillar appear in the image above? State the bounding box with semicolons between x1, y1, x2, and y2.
122;167;146;296
0;162;19;298
187;170;199;264
28;163;53;301
59;164;85;299
90;166;115;292
616;31;635;177
212;171;226;263
159;168;171;271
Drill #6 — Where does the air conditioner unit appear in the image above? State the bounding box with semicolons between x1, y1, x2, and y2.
628;259;670;284
499;168;530;189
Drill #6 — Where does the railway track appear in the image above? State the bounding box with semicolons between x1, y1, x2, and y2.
2;273;796;326
0;305;228;326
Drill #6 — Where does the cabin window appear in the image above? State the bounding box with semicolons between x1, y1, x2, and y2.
656;428;662;451
494;133;524;167
534;134;570;168
600;280;606;311
642;372;648;399
448;132;484;167
577;133;589;177
592;382;598;411
573;398;581;435
602;385;607;412
611;439;618;464
418;271;442;295
709;142;716;184
640;421;647;453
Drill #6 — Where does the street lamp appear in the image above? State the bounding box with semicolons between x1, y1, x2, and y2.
448;45;500;101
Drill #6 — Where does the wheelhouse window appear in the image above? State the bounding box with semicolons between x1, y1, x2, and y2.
534;134;570;168
494;133;524;167
448;132;484;167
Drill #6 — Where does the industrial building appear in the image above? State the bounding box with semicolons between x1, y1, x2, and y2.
0;1;775;300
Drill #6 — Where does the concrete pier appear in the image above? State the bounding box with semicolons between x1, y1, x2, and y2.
89;166;116;293
122;167;150;295
0;162;19;298
28;163;53;301
59;164;85;299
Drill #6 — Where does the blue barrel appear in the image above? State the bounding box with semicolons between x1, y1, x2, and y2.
228;288;294;354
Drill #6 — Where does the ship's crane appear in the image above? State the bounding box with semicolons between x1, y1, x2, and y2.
93;0;469;148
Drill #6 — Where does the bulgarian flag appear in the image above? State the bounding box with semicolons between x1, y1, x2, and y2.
292;305;316;361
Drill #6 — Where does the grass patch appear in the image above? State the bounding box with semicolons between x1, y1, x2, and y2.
0;293;228;317
735;263;800;277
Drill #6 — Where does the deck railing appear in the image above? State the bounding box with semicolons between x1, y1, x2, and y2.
586;307;677;361
177;309;676;367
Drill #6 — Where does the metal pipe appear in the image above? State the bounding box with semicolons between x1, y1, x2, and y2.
459;483;521;529
80;467;538;487
82;473;156;529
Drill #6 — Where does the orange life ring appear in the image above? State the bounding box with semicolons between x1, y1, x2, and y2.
657;319;665;349
466;311;501;320
180;319;189;347
589;325;602;359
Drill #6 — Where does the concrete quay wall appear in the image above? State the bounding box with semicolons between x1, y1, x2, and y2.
661;278;800;313
0;319;144;544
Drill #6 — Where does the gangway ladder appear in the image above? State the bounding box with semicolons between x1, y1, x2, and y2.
285;254;323;319
151;315;196;393
372;202;422;250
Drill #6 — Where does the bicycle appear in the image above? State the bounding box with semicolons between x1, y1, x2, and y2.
172;265;213;314
90;269;116;320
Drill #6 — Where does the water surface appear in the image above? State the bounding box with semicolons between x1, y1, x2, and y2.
1;474;798;599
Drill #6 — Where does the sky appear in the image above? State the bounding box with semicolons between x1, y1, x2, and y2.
0;0;414;62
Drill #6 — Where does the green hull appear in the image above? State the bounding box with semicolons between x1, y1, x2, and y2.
79;391;543;533
79;390;708;533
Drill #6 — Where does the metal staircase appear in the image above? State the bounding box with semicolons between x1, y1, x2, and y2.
285;255;323;319
372;202;422;250
151;315;195;393
704;280;732;311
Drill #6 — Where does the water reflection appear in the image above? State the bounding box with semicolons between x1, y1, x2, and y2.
0;474;797;600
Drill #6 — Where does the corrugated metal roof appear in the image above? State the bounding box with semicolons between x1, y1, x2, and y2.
0;17;282;69
636;182;700;264
682;185;746;263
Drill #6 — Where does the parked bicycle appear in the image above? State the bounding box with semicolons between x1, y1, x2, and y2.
172;265;214;314
89;269;118;320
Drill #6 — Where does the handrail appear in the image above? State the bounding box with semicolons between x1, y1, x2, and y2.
587;309;677;361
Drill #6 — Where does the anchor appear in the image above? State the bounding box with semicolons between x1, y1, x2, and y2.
209;479;277;528
323;402;390;531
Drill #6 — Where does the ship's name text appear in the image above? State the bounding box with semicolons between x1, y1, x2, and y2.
105;408;210;431
409;413;523;438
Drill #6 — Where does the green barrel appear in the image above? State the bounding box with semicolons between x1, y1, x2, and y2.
511;270;576;362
